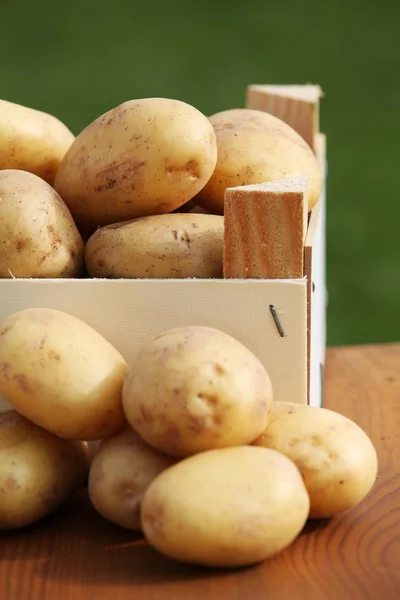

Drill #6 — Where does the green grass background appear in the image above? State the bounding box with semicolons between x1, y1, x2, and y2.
1;0;399;346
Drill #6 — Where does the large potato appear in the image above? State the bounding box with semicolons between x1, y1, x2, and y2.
85;213;224;279
0;99;75;185
88;428;176;530
0;170;84;278
141;446;310;567
0;410;89;530
253;402;378;518
0;308;128;440
122;326;273;458
54;98;218;232
195;108;322;214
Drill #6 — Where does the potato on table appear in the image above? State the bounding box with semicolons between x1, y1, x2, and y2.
0;170;84;279
122;325;273;458
0;410;89;530
195;108;322;214
141;446;310;567
54;98;217;232
85;213;224;279
0;308;128;441
253;402;378;518
0;99;75;185
88;428;176;530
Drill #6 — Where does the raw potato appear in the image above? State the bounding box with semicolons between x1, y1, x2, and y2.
0;170;84;278
0;308;128;440
85;213;224;279
141;446;310;567
123;326;273;458
54;98;218;232
253;402;378;518
0;410;89;530
0;99;75;185
195;108;322;214
88;428;176;530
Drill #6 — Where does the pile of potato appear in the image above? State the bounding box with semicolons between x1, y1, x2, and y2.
0;96;322;280
0;308;378;568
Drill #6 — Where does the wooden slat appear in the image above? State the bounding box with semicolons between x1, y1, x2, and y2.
223;176;308;279
246;84;323;152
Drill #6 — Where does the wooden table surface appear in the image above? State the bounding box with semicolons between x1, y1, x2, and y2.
1;344;399;600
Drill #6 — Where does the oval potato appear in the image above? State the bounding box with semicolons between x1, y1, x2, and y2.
253;402;378;518
195;108;322;214
141;446;310;567
0;410;89;530
54;98;218;232
85;213;224;279
122;326;273;458
0;308;128;440
0;170;84;278
0;99;75;185
88;428;176;530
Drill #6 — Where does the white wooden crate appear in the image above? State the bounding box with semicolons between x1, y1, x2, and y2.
0;85;327;412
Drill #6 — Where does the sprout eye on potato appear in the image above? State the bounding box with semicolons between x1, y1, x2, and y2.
122;325;273;458
0;308;128;441
0;169;84;279
54;97;218;233
88;428;176;530
84;213;224;279
0;410;89;530
253;401;379;519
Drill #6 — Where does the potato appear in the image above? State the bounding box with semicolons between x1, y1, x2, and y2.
141;446;310;567
195;108;322;214
85;213;224;279
253;402;378;518
0;99;75;185
122;326;273;458
0;308;128;440
0;410;89;530
54;98;218;232
0;170;84;279
88;428;176;530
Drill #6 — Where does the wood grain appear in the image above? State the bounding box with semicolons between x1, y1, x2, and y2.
246;84;322;151
1;344;399;600
223;176;308;279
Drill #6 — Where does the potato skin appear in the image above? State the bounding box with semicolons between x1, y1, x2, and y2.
0;410;89;530
85;213;224;279
253;402;378;518
54;98;218;232
141;446;310;567
0;99;75;185
122;326;273;458
88;428;176;530
196;108;322;214
0;308;128;440
0;170;84;279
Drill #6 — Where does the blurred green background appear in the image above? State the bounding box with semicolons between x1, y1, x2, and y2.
1;0;399;346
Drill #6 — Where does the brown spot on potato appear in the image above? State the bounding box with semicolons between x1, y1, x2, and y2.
197;392;218;406
213;363;225;376
171;229;178;240
48;350;61;361
95;159;147;194
12;373;31;394
47;225;62;251
0;362;11;377
0;326;10;337
5;476;19;490
39;336;47;350
165;159;201;180
188;416;206;433
179;229;190;246
140;405;154;424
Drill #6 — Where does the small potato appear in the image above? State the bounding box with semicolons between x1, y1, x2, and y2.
141;446;310;567
195;108;322;214
54;98;217;232
0;170;84;279
0;308;128;440
85;213;224;279
88;428;176;530
253;402;378;518
123;326;273;458
0;410;89;530
0;99;75;185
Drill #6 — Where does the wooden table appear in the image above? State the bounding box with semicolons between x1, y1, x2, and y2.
1;344;399;600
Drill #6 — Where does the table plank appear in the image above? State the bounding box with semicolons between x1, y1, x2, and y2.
1;344;399;600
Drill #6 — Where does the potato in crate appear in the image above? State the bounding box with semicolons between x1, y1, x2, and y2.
0;84;327;415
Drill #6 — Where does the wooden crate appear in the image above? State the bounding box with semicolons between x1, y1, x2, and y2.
0;84;327;412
